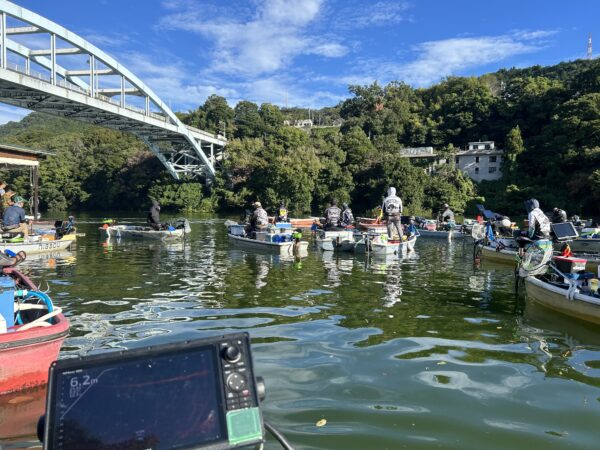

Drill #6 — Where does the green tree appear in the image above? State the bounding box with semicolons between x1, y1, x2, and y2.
502;126;524;183
234;101;264;139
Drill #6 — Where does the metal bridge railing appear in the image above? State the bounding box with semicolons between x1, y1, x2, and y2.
3;61;172;123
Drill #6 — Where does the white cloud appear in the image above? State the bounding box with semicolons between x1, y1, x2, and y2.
511;29;559;41
398;35;539;85
239;75;344;107
84;32;134;48
309;43;348;58
118;51;239;110
337;30;555;87
335;1;411;29
159;0;347;76
0;104;30;125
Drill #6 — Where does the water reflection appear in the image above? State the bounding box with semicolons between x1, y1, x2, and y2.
1;217;600;449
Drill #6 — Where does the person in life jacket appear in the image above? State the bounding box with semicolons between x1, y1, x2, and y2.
249;201;268;234
524;198;551;240
382;187;403;239
551;207;567;223
277;201;288;222
340;203;354;227
324;200;341;230
406;216;417;236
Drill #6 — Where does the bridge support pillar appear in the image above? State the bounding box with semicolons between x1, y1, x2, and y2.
0;12;5;69
120;75;124;107
50;33;56;85
32;165;39;219
89;55;95;97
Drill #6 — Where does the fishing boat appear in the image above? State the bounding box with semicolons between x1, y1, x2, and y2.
0;233;75;255
268;217;320;230
565;237;600;254
475;237;520;265
315;229;355;251
290;217;320;229
417;228;466;239
525;275;600;325
355;233;418;256
227;222;309;255
0;260;69;395
356;217;387;232
415;218;466;240
99;219;191;241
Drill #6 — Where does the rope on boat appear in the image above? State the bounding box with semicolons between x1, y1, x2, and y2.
17;307;62;331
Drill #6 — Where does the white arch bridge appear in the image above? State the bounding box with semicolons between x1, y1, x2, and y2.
0;0;226;179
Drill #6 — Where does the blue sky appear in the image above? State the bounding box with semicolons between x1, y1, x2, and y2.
1;0;597;123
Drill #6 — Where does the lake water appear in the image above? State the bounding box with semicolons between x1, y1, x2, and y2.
1;214;600;449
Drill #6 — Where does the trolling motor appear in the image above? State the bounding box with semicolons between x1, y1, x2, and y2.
38;332;294;449
54;216;75;240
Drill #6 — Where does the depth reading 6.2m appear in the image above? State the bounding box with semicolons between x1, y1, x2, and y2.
68;375;98;398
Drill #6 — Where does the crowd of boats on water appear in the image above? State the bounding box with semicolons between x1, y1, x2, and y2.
2;194;600;406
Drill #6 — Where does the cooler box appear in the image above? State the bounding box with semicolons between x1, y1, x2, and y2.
553;256;587;274
0;275;15;328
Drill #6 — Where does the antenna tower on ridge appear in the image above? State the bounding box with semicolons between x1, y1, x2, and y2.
588;33;593;60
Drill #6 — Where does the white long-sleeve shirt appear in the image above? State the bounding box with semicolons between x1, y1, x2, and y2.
528;208;550;238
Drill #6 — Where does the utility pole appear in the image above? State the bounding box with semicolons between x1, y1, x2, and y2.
588;33;593;60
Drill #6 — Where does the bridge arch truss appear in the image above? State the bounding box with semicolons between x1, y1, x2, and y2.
0;0;226;179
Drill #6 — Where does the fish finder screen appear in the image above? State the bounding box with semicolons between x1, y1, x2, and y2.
48;347;225;450
551;222;579;240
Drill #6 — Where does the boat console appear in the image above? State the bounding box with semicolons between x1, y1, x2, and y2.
39;332;267;449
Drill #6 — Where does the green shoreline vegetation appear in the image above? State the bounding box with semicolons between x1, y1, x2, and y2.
0;58;599;218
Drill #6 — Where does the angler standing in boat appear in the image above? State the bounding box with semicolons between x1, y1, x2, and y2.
147;198;163;231
524;198;551;241
440;204;455;224
248;201;268;236
324;200;341;230
277;201;288;223
3;195;28;237
552;207;567;223
340;203;354;227
382;187;403;239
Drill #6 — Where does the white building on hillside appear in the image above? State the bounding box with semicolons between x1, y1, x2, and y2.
455;141;503;182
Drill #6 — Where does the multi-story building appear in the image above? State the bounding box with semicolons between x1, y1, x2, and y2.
455;141;503;182
400;141;504;182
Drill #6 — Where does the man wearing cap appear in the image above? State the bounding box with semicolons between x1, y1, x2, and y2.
3;195;28;237
248;201;268;235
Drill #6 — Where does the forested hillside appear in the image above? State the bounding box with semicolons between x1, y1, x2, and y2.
0;57;598;217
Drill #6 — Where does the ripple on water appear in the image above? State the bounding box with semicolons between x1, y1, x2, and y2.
3;220;600;450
